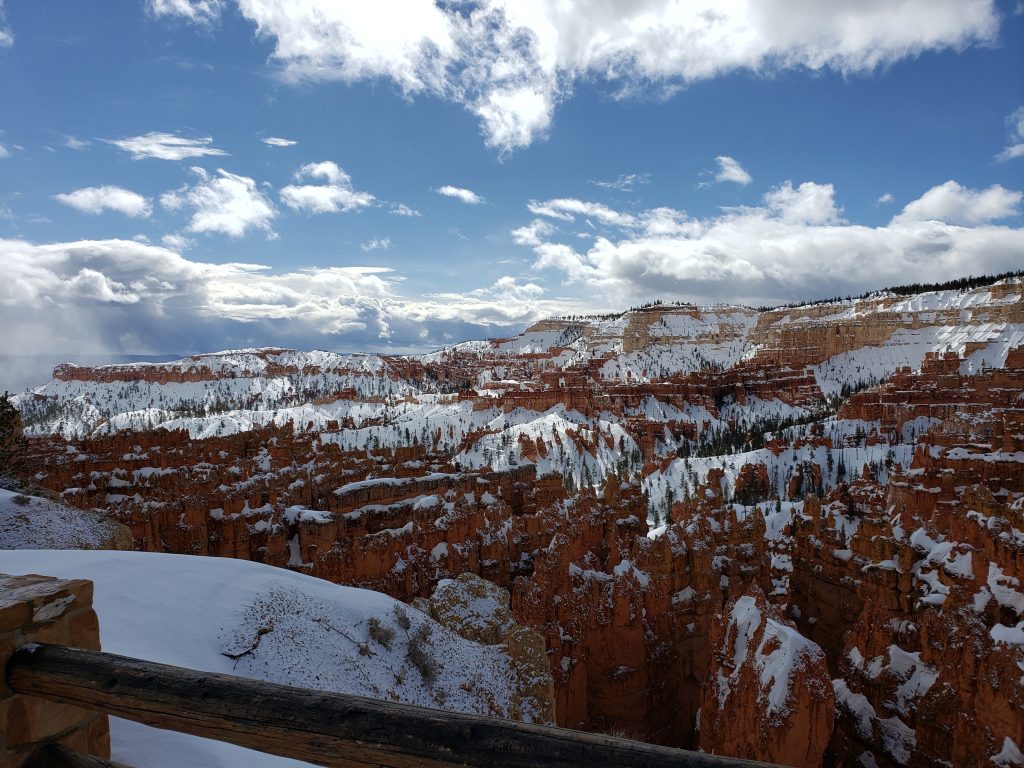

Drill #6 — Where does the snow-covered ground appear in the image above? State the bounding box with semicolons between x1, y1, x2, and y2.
2;550;542;768
0;488;126;550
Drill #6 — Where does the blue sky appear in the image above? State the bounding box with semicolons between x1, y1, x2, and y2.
0;0;1022;360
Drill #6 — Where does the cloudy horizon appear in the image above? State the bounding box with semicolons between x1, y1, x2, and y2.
1;0;1022;368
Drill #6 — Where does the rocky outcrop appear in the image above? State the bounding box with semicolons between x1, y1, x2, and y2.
426;573;555;724
698;586;834;767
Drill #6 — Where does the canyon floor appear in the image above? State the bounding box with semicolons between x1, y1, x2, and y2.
7;277;1024;767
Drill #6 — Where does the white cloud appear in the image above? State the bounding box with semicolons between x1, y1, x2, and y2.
279;161;376;214
714;155;752;186
511;219;556;247
763;181;842;224
106;132;228;161
878;193;895;204
473;276;545;301
892;180;1021;226
527;198;637;228
173;0;1004;152
147;0;224;25
0;144;9;159
437;185;484;205
54;186;153;218
262;136;297;147
996;106;1024;162
0;237;586;358
590;173;650;192
360;237;391;252
513;179;1024;305
0;0;12;47
390;203;421;217
161;233;194;250
161;167;276;238
64;136;91;151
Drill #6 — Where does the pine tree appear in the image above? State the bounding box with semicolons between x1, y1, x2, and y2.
0;392;28;478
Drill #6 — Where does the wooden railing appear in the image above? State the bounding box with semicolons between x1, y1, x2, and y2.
7;644;776;768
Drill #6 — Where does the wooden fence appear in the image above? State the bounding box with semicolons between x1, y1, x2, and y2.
7;643;777;768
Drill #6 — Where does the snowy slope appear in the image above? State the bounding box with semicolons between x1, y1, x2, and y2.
1;550;543;768
0;488;127;550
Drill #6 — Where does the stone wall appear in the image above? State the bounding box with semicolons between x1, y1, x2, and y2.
0;574;108;767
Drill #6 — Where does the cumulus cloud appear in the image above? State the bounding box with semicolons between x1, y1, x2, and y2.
0;237;586;359
512;179;1024;306
437;185;484;205
279;161;376;214
54;186;152;218
262;136;297;147
996;106;1024;162
763;181;843;224
473;276;545;302
878;192;895;204
714;156;752;185
0;144;9;159
511;218;557;248
161;233;194;250
390;203;421;217
151;0;1001;152
892;180;1021;226
161;167;276;237
147;0;224;25
106;132;228;161
360;237;390;252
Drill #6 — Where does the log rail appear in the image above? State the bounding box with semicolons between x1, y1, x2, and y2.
6;644;776;768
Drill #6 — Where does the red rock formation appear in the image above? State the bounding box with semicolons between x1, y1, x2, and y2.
17;283;1024;767
697;585;834;767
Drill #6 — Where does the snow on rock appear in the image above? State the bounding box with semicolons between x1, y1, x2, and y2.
993;737;1024;767
428;572;515;645
1;550;554;768
833;678;917;766
698;585;835;767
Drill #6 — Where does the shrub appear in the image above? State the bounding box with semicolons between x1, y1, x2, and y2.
393;604;412;631
367;616;395;651
406;622;437;686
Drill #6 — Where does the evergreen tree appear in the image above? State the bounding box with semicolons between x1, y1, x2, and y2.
0;392;28;478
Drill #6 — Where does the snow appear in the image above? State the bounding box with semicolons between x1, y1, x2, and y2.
834;678;916;765
612;559;651;587
716;595;762;709
0;488;120;549
755;617;823;717
282;505;333;524
1;550;546;768
989;563;1024;614
882;646;938;716
714;594;825;719
993;737;1024;767
991;622;1024;647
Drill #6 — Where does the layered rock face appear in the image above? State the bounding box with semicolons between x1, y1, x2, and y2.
698;586;834;766
13;278;1024;767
